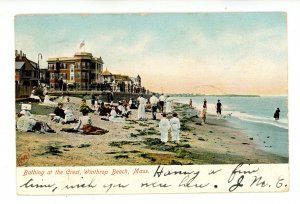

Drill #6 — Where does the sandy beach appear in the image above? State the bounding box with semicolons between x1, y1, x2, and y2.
16;96;288;167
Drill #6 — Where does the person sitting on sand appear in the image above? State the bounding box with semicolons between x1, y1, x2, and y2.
116;102;131;118
17;110;55;133
54;102;65;120
201;105;207;124
116;101;124;115
53;102;76;124
159;113;170;143
97;102;111;116
80;99;93;113
122;104;131;118
29;86;42;102
16;111;37;132
74;109;92;131
43;92;57;106
94;99;99;112
170;112;181;143
109;107;125;123
71;109;108;135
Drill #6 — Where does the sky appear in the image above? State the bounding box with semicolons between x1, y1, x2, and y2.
15;13;288;95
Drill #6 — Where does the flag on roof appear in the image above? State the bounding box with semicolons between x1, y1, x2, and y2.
79;40;85;49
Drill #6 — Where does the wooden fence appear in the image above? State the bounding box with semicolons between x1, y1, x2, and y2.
15;85;32;98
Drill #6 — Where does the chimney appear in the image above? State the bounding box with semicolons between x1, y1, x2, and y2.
15;50;18;57
19;50;23;60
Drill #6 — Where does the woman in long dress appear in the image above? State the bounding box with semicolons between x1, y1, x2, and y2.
159;113;170;143
137;94;146;120
165;96;173;113
170;112;180;143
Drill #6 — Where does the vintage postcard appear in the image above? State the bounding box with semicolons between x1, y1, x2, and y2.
15;13;288;195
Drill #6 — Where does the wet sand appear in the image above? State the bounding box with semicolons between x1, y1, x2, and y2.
16;97;288;167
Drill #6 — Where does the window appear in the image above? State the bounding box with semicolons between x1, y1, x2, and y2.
82;62;86;68
75;73;81;79
76;62;81;69
71;76;74;81
48;64;55;69
25;70;31;77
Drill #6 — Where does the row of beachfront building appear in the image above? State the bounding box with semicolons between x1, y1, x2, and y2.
15;50;145;93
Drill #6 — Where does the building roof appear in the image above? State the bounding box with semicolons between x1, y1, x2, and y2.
48;52;104;64
15;62;25;70
74;52;93;57
29;61;37;68
114;74;132;82
101;69;113;76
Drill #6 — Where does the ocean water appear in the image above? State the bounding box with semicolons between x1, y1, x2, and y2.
174;96;288;158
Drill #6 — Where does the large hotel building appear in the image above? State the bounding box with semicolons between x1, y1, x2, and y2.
47;52;104;90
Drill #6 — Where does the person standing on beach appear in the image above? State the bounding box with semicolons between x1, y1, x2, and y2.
216;99;222;119
129;98;133;109
165;95;173;113
170;112;181;143
274;108;280;120
137;94;146;120
91;94;96;109
159;113;170;143
159;93;166;113
189;99;193;108
203;98;207;108
150;93;159;120
201;105;207;124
